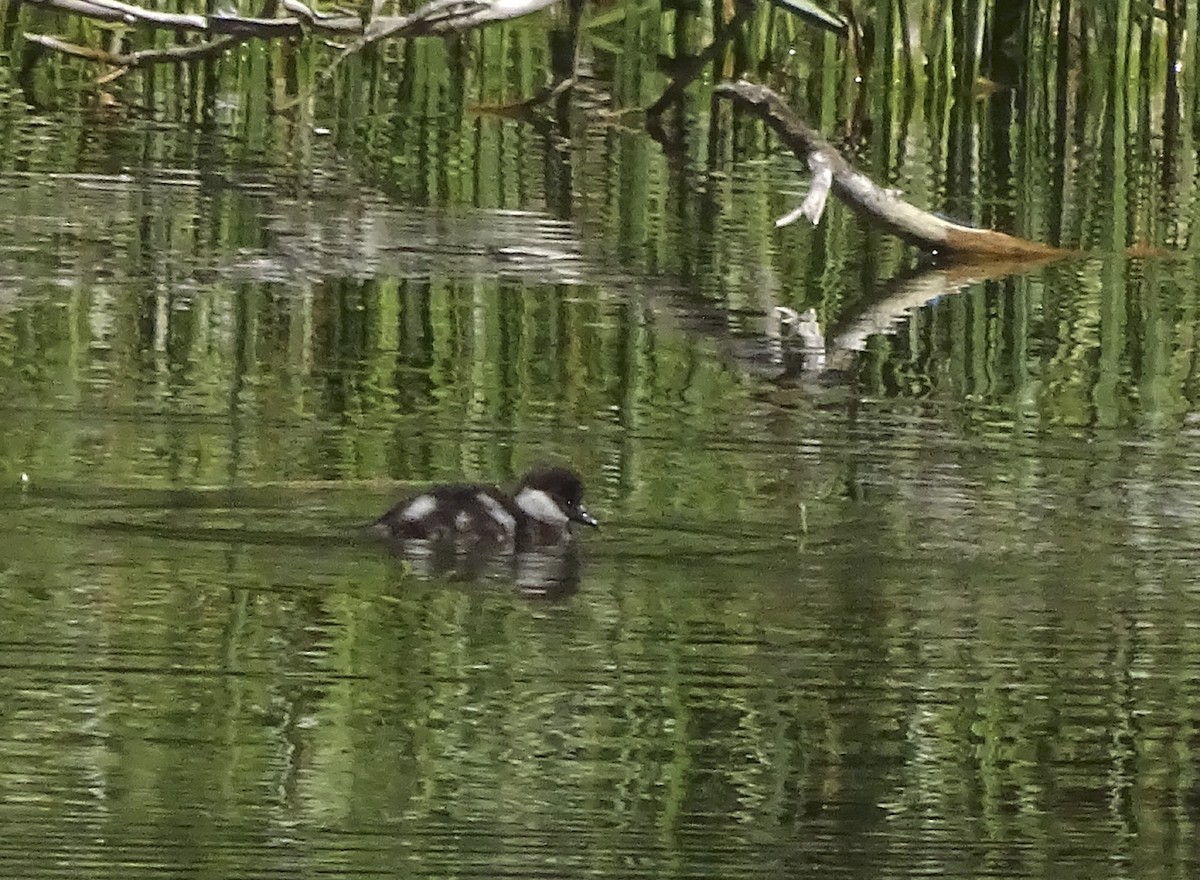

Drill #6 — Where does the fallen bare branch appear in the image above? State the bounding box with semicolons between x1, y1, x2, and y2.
22;0;127;23
328;0;561;75
23;0;363;43
280;0;361;29
24;0;207;31
365;0;490;41
24;0;564;76
716;79;1066;260
373;0;560;40
207;13;303;38
24;31;241;67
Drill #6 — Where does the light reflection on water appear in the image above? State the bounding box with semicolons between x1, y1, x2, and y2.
2;399;1199;878
0;136;1198;879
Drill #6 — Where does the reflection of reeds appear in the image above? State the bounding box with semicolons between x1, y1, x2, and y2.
2;0;1197;426
2;7;1200;862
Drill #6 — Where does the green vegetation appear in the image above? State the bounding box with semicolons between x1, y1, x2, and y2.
0;2;1199;878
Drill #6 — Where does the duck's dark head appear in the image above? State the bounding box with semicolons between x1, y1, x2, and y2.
514;466;598;530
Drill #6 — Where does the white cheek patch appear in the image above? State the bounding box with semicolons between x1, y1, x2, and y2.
477;492;517;534
402;494;438;521
515;488;569;525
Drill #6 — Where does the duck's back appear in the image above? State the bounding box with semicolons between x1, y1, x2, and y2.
373;483;519;544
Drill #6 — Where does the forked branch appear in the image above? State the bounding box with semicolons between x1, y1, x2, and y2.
21;0;561;73
715;79;1065;260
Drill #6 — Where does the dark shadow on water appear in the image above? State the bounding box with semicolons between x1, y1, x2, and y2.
74;508;587;598
85;517;363;549
378;539;584;600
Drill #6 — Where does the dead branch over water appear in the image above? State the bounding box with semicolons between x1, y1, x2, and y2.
22;0;362;37
24;32;240;68
19;0;558;73
714;79;1066;261
334;0;561;63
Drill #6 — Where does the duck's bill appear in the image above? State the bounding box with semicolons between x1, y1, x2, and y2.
572;506;599;528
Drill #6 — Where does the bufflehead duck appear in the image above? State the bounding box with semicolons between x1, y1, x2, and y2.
372;466;598;547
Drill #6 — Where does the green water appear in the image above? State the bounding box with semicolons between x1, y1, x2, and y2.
2;3;1200;877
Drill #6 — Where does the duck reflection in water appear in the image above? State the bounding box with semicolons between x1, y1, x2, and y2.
369;466;598;596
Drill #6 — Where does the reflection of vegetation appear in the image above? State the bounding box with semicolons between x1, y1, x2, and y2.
0;1;1199;877
4;479;1199;875
2;0;1196;424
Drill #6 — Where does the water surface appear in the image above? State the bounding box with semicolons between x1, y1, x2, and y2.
2;25;1200;880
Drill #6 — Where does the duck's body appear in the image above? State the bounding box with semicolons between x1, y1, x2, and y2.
372;466;597;549
376;482;520;543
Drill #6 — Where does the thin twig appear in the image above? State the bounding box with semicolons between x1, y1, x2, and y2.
24;32;241;67
23;0;362;38
25;0;207;31
326;0;561;76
